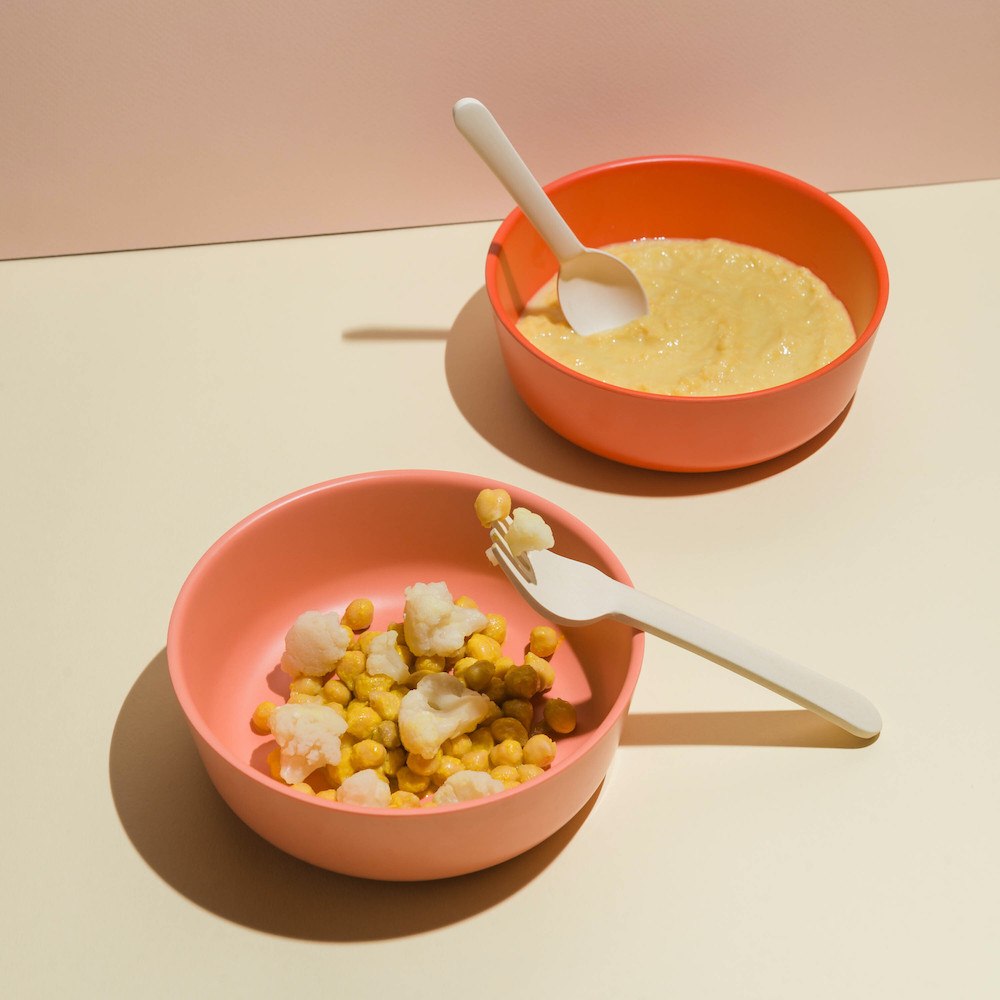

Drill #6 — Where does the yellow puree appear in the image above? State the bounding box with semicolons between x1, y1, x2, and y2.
516;238;856;396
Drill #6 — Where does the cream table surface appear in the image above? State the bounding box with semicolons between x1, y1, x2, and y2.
2;179;997;999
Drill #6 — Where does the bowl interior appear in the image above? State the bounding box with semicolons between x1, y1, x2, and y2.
170;471;641;792
490;156;886;345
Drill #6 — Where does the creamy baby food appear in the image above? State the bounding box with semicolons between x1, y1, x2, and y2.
516;238;855;396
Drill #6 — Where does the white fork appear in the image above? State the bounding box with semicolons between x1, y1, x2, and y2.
489;521;882;740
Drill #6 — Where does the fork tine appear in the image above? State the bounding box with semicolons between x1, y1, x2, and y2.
488;523;536;584
491;515;513;539
488;540;537;589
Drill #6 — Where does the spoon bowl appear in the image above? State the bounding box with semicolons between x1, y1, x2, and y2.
453;98;648;336
557;248;650;335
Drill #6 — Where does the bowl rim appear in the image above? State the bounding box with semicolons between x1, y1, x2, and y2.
485;153;890;403
166;468;645;819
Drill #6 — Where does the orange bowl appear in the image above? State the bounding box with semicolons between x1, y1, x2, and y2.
167;471;643;880
485;156;889;472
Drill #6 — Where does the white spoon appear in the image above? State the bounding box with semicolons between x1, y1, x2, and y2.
453;97;648;336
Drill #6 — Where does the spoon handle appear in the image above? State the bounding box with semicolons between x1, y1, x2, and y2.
453;98;583;263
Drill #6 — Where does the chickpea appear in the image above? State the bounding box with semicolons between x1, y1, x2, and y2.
345;702;381;740
452;656;478;679
489;738;523;768
342;598;375;632
322;677;352;706
467;633;502;663
528;625;560;659
454;595;479;609
351;739;386;771
251;700;276;733
441;734;472;758
485;676;507;703
337;650;367;689
266;747;282;780
353;672;394;703
356;631;383;656
325;755;355;788
489;765;519;785
490;717;529;746
395;767;430;795
543;698;577;735
469;727;495;752
460;749;490;772
289;675;323;696
493;656;514;679
523;733;557;769
524;651;555;691
474;488;512;527
501;699;534;734
369;688;403;722
432;755;464;787
287;691;323;705
372;719;401;749
413;654;446;673
463;660;494;692
389;790;422;809
406;750;442;777
516;764;544;783
382;747;406;777
481;613;507;645
505;664;540;700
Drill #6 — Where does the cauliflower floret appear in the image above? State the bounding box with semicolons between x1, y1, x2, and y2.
434;770;506;804
280;610;352;677
398;674;492;759
269;702;348;784
364;629;410;684
402;581;487;656
505;507;555;558
336;768;392;808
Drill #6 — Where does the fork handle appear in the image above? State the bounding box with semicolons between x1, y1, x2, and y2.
612;588;882;739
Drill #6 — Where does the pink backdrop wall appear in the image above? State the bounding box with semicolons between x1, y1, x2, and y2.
2;1;998;260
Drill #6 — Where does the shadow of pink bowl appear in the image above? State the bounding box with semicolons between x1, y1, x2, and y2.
167;470;644;880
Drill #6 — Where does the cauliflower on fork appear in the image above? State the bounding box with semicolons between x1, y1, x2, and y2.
474;488;555;562
504;507;555;558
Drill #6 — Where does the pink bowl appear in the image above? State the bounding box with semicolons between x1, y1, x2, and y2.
486;155;889;472
167;470;643;880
